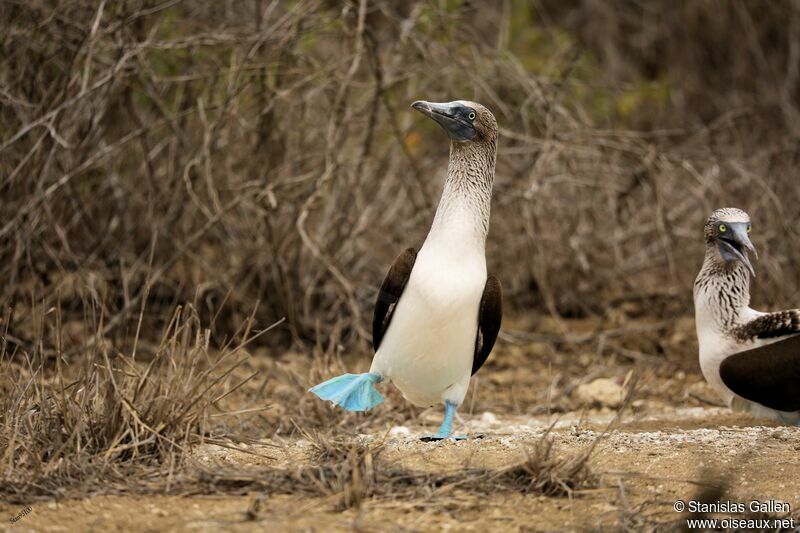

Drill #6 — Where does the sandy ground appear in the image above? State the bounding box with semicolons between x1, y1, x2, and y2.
4;405;799;532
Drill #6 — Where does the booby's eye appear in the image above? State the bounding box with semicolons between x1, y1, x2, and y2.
468;112;476;120
747;225;752;233
718;224;727;233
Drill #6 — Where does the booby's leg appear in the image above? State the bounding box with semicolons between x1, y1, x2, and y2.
420;401;467;442
309;373;384;412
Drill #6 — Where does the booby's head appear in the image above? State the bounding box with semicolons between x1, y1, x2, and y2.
411;100;497;144
704;207;758;277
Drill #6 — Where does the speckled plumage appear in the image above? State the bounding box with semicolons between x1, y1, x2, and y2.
429;104;497;241
694;208;800;422
730;309;800;341
694;208;754;331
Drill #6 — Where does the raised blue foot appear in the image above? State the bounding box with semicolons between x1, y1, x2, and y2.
420;401;470;442
309;373;384;412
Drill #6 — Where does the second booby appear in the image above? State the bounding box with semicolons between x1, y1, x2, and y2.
693;207;800;424
310;99;503;440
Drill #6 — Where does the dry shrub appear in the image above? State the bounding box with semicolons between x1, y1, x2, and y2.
489;433;596;497
200;438;382;511
205;430;597;511
549;0;800;128
3;1;800;355
0;304;258;503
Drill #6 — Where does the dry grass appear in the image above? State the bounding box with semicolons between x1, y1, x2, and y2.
0;323;602;506
0;304;268;503
202;429;598;513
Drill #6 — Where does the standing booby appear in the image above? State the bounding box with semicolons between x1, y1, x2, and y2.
310;100;502;440
694;207;800;424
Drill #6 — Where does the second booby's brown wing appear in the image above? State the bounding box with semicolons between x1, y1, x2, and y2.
720;334;800;412
372;248;417;352
732;309;800;341
472;276;502;375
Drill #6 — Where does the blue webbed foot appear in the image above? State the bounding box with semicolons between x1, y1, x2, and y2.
309;372;383;412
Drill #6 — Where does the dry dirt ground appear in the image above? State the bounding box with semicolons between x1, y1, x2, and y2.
3;315;800;532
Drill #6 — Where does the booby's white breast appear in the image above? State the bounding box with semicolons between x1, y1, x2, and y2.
370;230;487;408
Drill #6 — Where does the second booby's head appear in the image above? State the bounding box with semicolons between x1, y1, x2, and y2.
704;207;758;277
411;100;497;144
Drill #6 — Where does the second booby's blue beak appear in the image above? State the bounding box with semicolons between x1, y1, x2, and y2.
411;100;477;142
718;222;758;277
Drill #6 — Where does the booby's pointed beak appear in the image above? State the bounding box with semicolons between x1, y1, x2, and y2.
718;223;758;277
411;100;477;142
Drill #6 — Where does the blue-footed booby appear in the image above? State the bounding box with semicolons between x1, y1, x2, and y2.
694;207;800;424
310;100;503;440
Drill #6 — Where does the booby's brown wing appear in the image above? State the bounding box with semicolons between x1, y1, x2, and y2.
719;334;800;412
732;310;800;341
372;248;417;352
472;276;502;375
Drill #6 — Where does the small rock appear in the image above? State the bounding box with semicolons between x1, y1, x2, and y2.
686;381;724;406
389;426;411;437
771;429;789;441
480;412;498;425
573;378;624;408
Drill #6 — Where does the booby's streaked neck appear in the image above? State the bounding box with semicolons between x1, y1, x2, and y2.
694;247;752;328
428;139;497;247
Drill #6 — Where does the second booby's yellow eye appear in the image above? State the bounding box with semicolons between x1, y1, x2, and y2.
468;112;476;120
719;224;727;233
747;225;752;233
